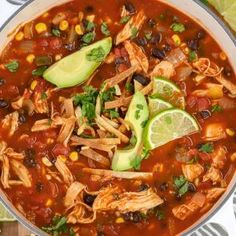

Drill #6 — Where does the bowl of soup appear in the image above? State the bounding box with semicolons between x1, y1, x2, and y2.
0;0;235;235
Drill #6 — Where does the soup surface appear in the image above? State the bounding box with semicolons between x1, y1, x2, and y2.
0;0;236;235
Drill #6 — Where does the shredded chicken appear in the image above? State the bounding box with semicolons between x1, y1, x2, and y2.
215;75;236;96
1;111;19;136
124;40;149;73
150;61;175;79
203;166;223;185
202;123;226;141
1;155;10;189
61;98;75;118
211;146;227;169
172;193;206;220
33;91;49;114
116;10;146;45
55;156;74;185
205;188;225;202
182;164;204;182
10;159;32;188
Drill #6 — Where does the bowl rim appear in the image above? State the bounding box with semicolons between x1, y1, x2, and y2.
0;0;235;236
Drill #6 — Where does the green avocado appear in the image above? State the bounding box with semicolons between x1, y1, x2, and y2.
43;37;112;88
111;91;149;171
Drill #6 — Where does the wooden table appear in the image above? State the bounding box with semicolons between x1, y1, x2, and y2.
0;222;32;236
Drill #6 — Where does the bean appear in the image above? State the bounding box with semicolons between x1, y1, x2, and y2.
83;193;96;206
187;39;199;51
160;182;169;191
138;183;149;191
135;37;147;46
133;73;149;86
24;148;37;168
151;48;165;59
19;113;27;124
0;99;9;108
124;2;136;14
0;78;6;86
85;5;94;13
150;33;162;44
188;182;196;192
147;18;156;28
36;182;44;192
199;110;211;120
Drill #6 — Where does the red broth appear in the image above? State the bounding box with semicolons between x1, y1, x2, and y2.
0;0;235;235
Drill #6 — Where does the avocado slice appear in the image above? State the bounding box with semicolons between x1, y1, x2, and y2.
111;91;149;171
43;37;112;88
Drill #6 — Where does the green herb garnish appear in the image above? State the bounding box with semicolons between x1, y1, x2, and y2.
170;22;185;33
32;66;48;76
131;26;138;39
86;46;106;62
81;31;95;44
120;16;131;24
52;28;61;37
199;143;214;153
211;104;223;113
188;51;197;62
41;92;48;100
86;21;95;31
125;82;134;92
101;22;110;36
100;87;116;102
5;60;19;72
155;209;165;220
174;175;189;197
109;109;120;119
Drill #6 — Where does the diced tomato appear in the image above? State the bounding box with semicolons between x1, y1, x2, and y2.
197;97;211;111
49;37;62;50
197;181;212;190
52;143;70;156
35;207;52;224
198;152;211;161
6;85;19;98
37;38;49;47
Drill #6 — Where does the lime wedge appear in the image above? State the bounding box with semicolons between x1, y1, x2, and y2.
148;97;173;117
143;108;199;150
152;77;185;109
0;202;15;222
209;0;236;31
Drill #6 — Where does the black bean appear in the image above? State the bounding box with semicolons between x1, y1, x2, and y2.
123;212;142;223
0;99;9;108
133;73;149;86
163;44;172;52
151;48;165;59
75;146;81;152
124;2;136;14
197;30;205;40
64;43;76;51
175;194;182;201
115;57;125;65
19;113;27;124
224;65;232;77
199;110;211;120
188;182;196;192
83;193;96;206
24;149;37;168
0;78;6;86
97;232;105;236
160;182;169;191
150;33;162;44
51;157;57;164
85;5;94;13
147;18;156;27
36;182;44;192
135;37;147;46
187;39;199;51
138;183;149;191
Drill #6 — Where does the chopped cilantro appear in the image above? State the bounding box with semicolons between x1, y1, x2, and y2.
131;26;138;39
189;51;197;62
211;104;223;113
120;16;131;24
137;104;144;110
173;175;189;197
5;60;19;72
155;209;165;220
32;66;48;76
130;134;137;146
101;22;110;36
52;28;61;37
100;87;116;102
125;82;134;92
86;21;95;31
81;31;95;44
41;92;48;100
86;46;106;62
135;109;141;119
141;119;148;128
170;22;185;33
109;109;119;119
199;143;214;153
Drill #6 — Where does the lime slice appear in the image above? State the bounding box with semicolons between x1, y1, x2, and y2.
143;108;199;150
152;77;185;109
0;202;15;222
209;0;236;31
148;97;173;117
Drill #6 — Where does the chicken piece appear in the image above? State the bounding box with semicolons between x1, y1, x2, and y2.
150;61;175;79
116;10;146;45
61;98;75;118
182;163;204;182
192;83;224;99
93;186;163;213
205;188;225;202
55;156;74;185
0;155;10;189
172;193;205;220
202;123;226;142
211;146;227;169
33;91;49;114
5;148;24;160
1;111;19;136
215;75;236;96
203;166;223;185
10;159;32;188
124;40;149;73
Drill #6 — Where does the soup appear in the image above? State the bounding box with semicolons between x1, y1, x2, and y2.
0;0;235;235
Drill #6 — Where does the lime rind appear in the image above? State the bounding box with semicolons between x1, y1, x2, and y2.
0;202;15;222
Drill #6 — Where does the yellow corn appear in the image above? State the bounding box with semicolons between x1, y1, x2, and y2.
208;87;223;99
75;24;83;35
15;31;24;41
226;128;235;137
116;217;125;223
59;155;67;162
55;54;62;61
86;15;95;22
30;80;38;90
69;151;79;161
172;34;181;46
42;157;53;167
59;20;69;31
35;23;47;34
26;54;35;64
78;11;84;21
219;52;227;61
45;199;53;207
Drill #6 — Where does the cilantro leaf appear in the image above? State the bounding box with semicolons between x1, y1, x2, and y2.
125;82;134;92
199;143;214;153
170;23;185;33
100;87;116;102
211;104;223;113
5;60;19;72
109;109;119;119
120;16;131;24
155;209;165;220
86;46;106;62
131;26;138;39
86;21;95;31
174;175;189;197
101;22;110;36
81;31;95;44
188;51;197;62
52;28;61;37
32;66;48;76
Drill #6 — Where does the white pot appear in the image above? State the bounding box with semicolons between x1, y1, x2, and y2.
0;1;235;235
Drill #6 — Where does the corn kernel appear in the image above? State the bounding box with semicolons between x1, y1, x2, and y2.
78;11;84;21
30;80;38;90
58;155;67;162
35;23;47;34
208;87;224;99
172;34;181;46
230;153;236;162
42;157;53;167
219;52;227;61
69;151;79;162
26;54;35;64
15;31;24;41
116;217;125;224
75;24;84;35
59;20;69;31
86;15;95;22
45;199;52;207
226;128;235;136
55;54;62;61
